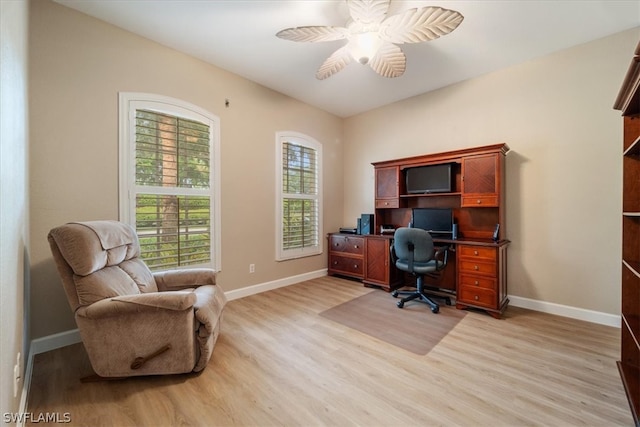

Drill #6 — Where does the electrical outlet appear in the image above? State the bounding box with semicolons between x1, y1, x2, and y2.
249;264;255;273
13;352;20;398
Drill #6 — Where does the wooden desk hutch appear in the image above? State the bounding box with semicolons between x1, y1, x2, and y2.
328;143;510;319
614;40;640;426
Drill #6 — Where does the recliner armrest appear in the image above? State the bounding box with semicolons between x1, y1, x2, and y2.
153;268;217;291
79;291;196;319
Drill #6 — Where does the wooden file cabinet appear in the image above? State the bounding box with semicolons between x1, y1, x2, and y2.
328;234;365;279
456;242;509;319
328;233;401;291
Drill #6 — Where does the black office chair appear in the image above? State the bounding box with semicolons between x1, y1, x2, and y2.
390;227;450;313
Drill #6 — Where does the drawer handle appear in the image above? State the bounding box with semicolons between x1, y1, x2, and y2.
353;265;358;269
333;261;338;265
477;199;481;204
354;245;359;249
474;295;479;301
474;280;479;285
474;250;478;255
474;265;479;270
335;243;339;246
384;202;389;206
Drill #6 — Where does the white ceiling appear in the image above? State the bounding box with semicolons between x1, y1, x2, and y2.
55;0;640;117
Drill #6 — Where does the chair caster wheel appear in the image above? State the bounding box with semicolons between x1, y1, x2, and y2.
445;298;452;306
391;291;398;298
431;306;439;314
397;301;404;308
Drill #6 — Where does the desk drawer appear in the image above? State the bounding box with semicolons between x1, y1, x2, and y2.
329;235;364;255
458;246;496;260
461;194;499;207
459;274;496;290
458;259;497;276
458;285;496;308
375;199;399;209
329;254;364;278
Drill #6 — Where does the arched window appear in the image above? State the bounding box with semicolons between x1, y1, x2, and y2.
119;93;221;270
276;132;323;260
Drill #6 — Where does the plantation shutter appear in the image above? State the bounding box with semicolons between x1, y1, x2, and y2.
134;109;212;269
281;142;319;251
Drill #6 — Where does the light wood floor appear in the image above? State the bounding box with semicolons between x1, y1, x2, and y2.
27;276;633;426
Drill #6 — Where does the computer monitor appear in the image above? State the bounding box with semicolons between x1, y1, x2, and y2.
411;208;453;237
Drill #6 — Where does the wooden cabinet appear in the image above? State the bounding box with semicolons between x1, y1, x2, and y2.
372;143;508;242
375;166;401;209
614;40;640;426
328;233;401;291
456;243;509;319
363;235;401;291
327;234;365;279
461;153;501;207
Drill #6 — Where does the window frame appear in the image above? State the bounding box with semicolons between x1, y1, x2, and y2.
119;92;222;271
275;131;323;261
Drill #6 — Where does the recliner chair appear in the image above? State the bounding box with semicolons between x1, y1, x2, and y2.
390;227;450;313
48;220;227;379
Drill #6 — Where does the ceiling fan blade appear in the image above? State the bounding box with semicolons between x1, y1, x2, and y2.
379;6;464;44
347;0;390;24
368;42;405;78
316;46;353;80
276;26;349;43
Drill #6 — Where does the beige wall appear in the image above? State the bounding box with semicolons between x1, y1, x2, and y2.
29;0;344;339
343;27;640;315
27;0;639;341
1;0;29;416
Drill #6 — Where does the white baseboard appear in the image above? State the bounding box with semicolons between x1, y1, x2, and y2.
30;328;82;355
224;269;327;301
17;351;32;427
19;329;82;427
509;295;621;328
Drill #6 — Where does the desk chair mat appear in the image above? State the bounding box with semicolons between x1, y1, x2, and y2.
320;290;466;355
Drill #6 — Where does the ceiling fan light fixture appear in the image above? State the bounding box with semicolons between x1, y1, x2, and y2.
276;1;464;80
348;32;383;64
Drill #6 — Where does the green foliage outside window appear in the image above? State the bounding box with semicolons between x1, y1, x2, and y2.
134;110;212;269
282;142;318;251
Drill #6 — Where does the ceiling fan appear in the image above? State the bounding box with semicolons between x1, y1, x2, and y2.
276;0;464;80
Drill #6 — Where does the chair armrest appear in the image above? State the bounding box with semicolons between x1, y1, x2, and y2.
191;285;227;334
389;243;397;264
434;245;450;271
153;268;217;291
75;294;199;377
79;291;196;319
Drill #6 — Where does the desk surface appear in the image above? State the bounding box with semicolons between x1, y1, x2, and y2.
337;232;510;248
434;237;510;247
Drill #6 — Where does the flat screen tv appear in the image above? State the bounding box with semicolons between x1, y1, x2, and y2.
405;163;452;194
411;208;453;236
